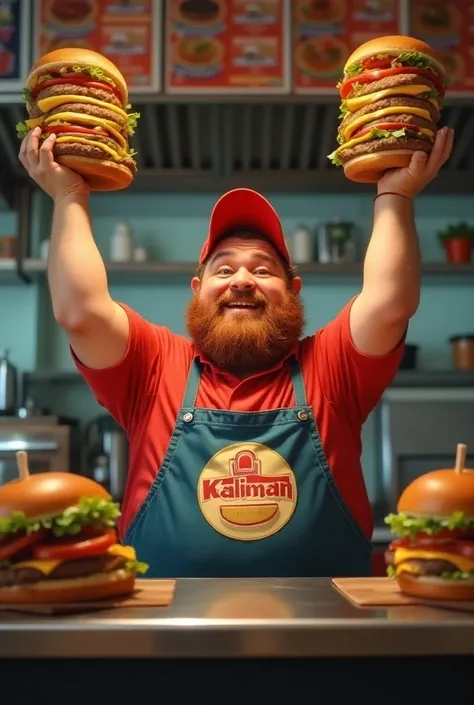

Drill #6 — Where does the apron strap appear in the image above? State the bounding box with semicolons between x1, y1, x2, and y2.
183;358;202;408
289;356;307;407
183;357;307;409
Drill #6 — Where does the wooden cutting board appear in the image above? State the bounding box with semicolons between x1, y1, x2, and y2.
332;578;474;612
0;579;176;616
332;577;417;606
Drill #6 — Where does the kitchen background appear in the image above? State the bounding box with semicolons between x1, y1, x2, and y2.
0;0;473;542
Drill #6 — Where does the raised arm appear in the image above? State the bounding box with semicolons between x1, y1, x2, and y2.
350;127;454;356
19;127;129;369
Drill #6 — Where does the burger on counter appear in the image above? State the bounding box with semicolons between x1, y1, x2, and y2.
384;443;474;601
0;455;147;605
16;48;140;191
328;35;447;183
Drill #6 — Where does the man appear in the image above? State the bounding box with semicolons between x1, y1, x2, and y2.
19;126;453;579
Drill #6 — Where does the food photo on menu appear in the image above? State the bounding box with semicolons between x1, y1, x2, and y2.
292;0;405;93
165;0;289;93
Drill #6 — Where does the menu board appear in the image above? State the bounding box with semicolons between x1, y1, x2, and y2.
165;0;290;94
408;0;474;96
0;0;31;93
293;0;405;94
34;0;161;93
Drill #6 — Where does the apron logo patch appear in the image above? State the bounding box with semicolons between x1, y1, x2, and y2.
197;442;298;541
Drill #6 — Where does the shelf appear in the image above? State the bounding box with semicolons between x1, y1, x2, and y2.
17;259;474;286
24;369;474;387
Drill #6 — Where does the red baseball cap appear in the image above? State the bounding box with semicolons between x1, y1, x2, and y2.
199;188;291;264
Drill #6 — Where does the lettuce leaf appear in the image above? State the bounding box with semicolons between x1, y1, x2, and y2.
384;510;474;539
0;497;121;538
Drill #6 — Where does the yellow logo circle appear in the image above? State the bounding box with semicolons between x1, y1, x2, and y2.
197;442;298;541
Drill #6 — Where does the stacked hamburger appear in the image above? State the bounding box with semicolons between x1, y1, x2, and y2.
0;471;148;604
17;48;139;191
328;35;447;183
385;443;474;601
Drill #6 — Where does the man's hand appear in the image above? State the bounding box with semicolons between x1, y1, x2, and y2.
18;127;89;202
377;126;454;198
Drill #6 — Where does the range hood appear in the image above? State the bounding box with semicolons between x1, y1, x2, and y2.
0;95;473;208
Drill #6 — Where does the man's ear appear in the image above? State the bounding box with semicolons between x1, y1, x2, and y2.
191;276;200;295
291;276;302;295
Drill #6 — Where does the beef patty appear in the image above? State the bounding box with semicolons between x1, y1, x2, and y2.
347;73;438;99
354;113;438;136
337;135;432;164
33;82;123;109
0;554;127;588
340;96;440;133
31;102;128;135
54;142;137;172
384;549;459;576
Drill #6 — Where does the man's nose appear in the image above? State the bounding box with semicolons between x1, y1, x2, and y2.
230;268;255;291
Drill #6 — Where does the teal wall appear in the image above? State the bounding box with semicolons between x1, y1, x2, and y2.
0;190;473;500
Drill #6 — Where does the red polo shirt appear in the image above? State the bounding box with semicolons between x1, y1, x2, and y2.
72;297;404;540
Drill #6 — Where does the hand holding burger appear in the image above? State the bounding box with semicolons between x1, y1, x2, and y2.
0;453;147;605
17;48;139;193
384;443;474;601
329;35;449;184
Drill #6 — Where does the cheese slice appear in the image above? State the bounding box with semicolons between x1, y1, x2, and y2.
37;94;128;121
343;106;433;141
25;116;44;129
13;559;62;575
107;544;136;561
346;85;437;112
43;112;126;148
55;135;129;160
394;547;474;574
332;124;434;158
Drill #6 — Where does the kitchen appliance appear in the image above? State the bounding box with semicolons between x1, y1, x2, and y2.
0;417;75;486
0;349;17;415
377;386;474;519
85;414;128;501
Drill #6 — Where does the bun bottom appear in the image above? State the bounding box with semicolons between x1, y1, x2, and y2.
56;155;134;191
397;572;474;601
343;150;414;183
0;569;135;604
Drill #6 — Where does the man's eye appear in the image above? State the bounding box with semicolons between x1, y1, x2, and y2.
255;268;270;275
218;267;232;275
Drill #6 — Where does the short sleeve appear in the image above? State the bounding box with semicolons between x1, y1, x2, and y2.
71;303;165;433
314;296;406;423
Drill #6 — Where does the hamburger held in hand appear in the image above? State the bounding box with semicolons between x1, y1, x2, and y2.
16;48;139;191
384;443;474;601
328;35;447;183
0;458;147;604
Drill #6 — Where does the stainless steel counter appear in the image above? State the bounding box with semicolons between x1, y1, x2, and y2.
1;578;473;659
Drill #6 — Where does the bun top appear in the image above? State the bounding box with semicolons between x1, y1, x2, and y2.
0;472;111;521
397;467;474;519
27;48;128;105
344;34;446;79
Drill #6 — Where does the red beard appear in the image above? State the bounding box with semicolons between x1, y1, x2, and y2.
186;289;305;374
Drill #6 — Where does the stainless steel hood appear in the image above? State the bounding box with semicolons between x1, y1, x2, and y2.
1;95;473;208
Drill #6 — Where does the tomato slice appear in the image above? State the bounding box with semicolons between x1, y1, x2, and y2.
32;528;117;561
43;125;108;138
389;535;474;560
0;530;45;562
353;122;421;140
362;59;393;71
340;66;445;100
32;75;123;103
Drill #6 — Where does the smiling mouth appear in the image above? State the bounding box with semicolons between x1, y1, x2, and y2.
225;302;259;310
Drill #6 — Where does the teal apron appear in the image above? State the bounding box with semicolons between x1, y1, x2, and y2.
124;357;372;578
